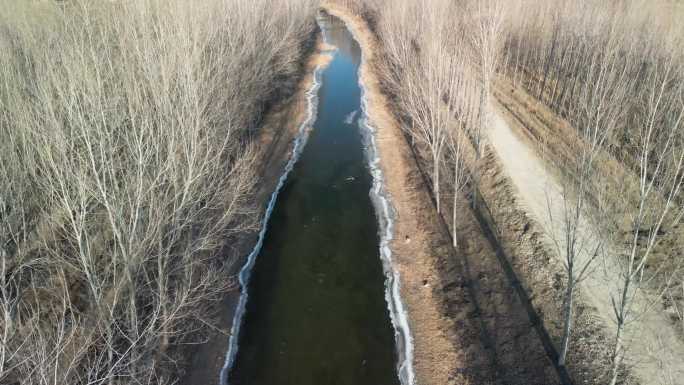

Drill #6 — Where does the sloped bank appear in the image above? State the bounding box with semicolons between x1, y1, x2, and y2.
219;42;328;385
179;34;334;385
322;3;578;385
357;33;415;385
321;5;467;383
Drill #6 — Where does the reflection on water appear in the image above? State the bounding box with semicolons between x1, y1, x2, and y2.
227;13;400;385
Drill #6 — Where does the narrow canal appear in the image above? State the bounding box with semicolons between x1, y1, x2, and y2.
225;13;402;385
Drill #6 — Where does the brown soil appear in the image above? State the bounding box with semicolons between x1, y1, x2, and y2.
177;37;333;385
323;4;562;385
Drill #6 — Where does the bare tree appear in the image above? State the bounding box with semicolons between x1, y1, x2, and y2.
495;0;684;376
545;19;638;366
607;60;684;385
445;117;472;249
386;0;460;213
0;0;318;383
466;0;504;205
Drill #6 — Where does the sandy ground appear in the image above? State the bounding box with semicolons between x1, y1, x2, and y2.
487;96;684;384
178;38;333;385
323;4;564;385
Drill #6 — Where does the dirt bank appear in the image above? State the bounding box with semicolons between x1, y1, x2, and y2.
323;4;562;384
178;37;334;385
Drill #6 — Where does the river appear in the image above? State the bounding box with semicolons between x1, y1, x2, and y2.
224;13;403;385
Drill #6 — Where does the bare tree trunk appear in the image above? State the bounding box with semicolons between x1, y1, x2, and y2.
434;152;441;213
452;166;460;249
559;279;574;366
609;321;625;385
539;22;560;103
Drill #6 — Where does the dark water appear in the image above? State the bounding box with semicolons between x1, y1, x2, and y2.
228;14;401;385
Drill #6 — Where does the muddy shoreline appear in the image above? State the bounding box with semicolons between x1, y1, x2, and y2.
178;35;334;385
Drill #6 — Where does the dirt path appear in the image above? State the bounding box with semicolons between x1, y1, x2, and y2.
487;104;684;385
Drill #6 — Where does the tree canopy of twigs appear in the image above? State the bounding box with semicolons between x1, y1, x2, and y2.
0;0;317;384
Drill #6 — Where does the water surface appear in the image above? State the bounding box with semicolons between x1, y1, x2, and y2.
228;13;401;385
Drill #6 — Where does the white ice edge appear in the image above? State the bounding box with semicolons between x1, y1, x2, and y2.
219;22;329;385
220;14;414;385
359;89;416;385
350;24;416;385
